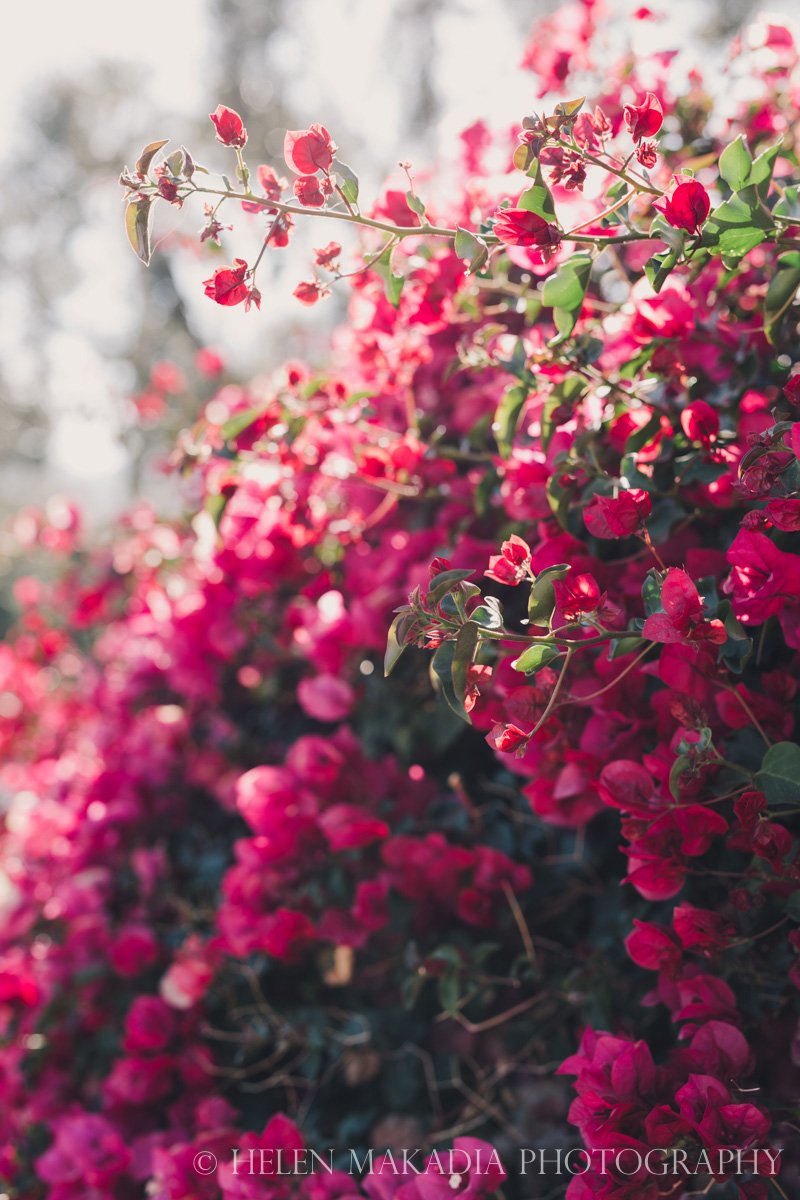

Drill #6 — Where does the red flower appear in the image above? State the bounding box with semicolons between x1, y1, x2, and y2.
314;241;342;269
209;104;247;148
654;177;711;234
724;528;800;628
598;760;655;813
284;125;336;175
485;535;531;585
673;903;735;952
642;567;726;645
783;372;800;407
203;258;250;307
765;498;800;531
623;92;663;142
583;488;651;538
552;573;604;623
492;207;562;249
486;723;529;753
293;175;326;207
625;920;682;973
636;141;658;169
241;163;286;213
156;177;181;205
293;279;329;306
681;400;719;446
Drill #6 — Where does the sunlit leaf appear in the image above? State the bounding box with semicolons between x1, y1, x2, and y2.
125;196;154;265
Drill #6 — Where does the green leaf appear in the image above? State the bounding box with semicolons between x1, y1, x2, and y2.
517;161;557;221
164;149;185;177
642;569;664;617
451;621;480;716
125;196;154;265
511;642;561;675
528;563;571;624
219;407;262;441
542;253;592;343
719;135;752;192
764;251;800;344
643;215;685;291
437;972;461;1017
493;383;528;459
384;612;410;676
470;599;503;631
645;243;683;293
749;139;781;198
716;226;766;258
608;635;646;660
135;139;168;176
430;640;470;721
373;244;404;307
427;569;475;606
454;226;489;275
553;96;586;120
704;190;771;246
406;190;427;219
669;754;691;801
774;185;800;221
333;158;359;207
542;253;592;310
755;741;800;807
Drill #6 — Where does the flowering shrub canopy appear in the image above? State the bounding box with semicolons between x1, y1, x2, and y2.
3;5;800;1199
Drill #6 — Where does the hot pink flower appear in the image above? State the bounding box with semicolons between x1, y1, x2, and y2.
583;489;651;538
681;400;719;446
203;259;251;306
643;568;726;646
654;177;711;234
492;207;562;249
284;125;336;175
485;535;531;585
623;92;664;141
209;104;247;147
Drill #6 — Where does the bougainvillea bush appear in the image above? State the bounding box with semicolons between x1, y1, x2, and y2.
3;4;800;1198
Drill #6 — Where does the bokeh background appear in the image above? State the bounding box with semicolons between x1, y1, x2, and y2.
0;0;786;523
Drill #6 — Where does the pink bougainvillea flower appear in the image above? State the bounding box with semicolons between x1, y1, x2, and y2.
673;903;736;952
314;241;342;269
552;573;604;623
485;535;531;585
203;259;250;306
724;528;800;630
209;104;247;147
293;174;327;207
643;567;726;645
486;723;529;753
636;140;658;169
783;372;800;406
623;92;664;141
765;498;800;530
598;760;655;813
297;673;354;722
416;1137;507;1200
492;207;562;249
293;279;329;306
583;488;651;538
625;919;682;974
654;177;711;234
681;400;719;446
284;124;336;175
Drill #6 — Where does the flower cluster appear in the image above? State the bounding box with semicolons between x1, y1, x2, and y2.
3;6;800;1200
